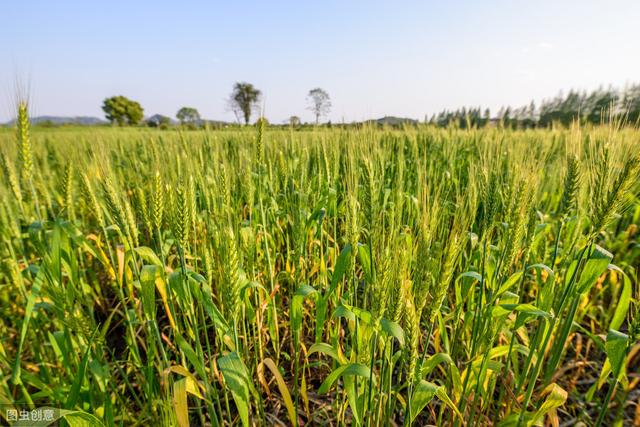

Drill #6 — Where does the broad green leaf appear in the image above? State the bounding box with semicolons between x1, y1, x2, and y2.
459;271;483;283
380;318;405;346
527;263;554;282
575;245;613;294
291;284;317;336
168;271;187;303
408;381;438;424
218;352;252;427
318;363;370;395
498;303;551;319
329;243;352;295
140;265;162;319
176;335;206;380
308;342;347;364
420;353;453;377
134;246;163;266
609;272;631;331
344;375;362;425
61;411;105;427
315;296;329;343
338;302;372;324
12;267;44;385
436;387;463;421
11;408;104;427
605;329;628;380
66;330;97;409
332;304;355;322
496;271;523;296
358;243;374;284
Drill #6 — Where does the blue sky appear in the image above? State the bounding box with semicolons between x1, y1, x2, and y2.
1;0;639;123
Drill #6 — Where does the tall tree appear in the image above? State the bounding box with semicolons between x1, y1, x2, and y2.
307;88;331;125
228;82;261;125
289;116;301;127
102;96;144;126
176;107;201;126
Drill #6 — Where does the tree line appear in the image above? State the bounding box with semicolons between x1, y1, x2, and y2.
101;83;332;128
427;83;640;128
101;82;640;128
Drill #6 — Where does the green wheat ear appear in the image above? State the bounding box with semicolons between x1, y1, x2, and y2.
1;154;23;209
171;181;191;249
16;102;33;184
558;155;580;218
256;117;265;167
102;176;129;239
151;171;164;233
81;173;105;227
223;227;241;321
591;155;640;238
62;163;74;218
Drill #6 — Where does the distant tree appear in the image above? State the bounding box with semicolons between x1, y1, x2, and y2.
621;83;640;124
176;107;201;126
289;116;301;127
102;96;144;126
307;88;331;125
146;114;171;129
585;87;618;124
228;82;261;125
483;108;491;126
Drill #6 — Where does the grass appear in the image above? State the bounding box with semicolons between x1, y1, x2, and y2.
0;114;639;426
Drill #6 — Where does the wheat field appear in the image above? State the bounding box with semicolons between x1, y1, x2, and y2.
0;110;639;426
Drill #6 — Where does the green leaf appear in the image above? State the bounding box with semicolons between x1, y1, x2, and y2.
66;330;97;409
575;245;613;294
357;243;374;284
12;268;45;385
140;265;162;319
337;302;372;324
459;271;483;283
176;335;206;380
329;243;352;295
380;318;405;346
527;263;554;282
498;303;551;319
605;329;628;380
318;363;370;395
420;353;453;377
408;381;438;424
134;246;163;266
11;408;104;427
291;284;317;337
435;387;463;421
315;296;329;343
61;412;104;427
609;272;631;331
332;304;355;322
308;342;347;365
218;352;252;427
496;271;523;296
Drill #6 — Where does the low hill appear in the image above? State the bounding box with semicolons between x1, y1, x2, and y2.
366;116;419;126
4;116;107;126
